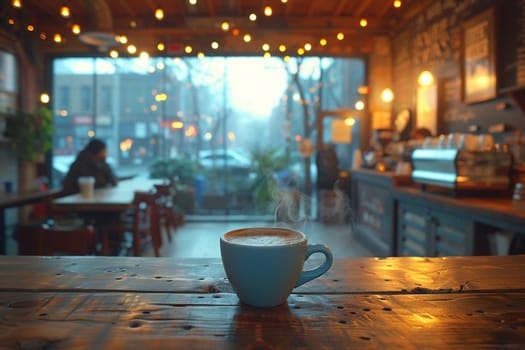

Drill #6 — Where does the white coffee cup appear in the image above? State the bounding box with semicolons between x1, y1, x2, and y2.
78;176;95;198
220;227;333;308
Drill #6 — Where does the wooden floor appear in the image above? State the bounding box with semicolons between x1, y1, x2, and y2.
145;216;374;259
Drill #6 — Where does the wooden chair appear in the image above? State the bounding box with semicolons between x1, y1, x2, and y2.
101;191;162;257
154;183;178;243
16;223;97;256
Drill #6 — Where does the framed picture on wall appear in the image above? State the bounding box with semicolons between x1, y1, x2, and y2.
461;8;497;104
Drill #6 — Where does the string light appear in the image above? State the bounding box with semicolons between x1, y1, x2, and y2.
221;21;230;31
60;6;70;18
71;24;81;34
154;8;164;21
211;41;219;49
393;0;402;8
189;0;197;5
243;34;252;43
53;33;62;43
249;13;257;21
12;0;22;8
336;32;345;40
320;38;327;46
264;6;272;16
360;18;368;27
184;45;193;54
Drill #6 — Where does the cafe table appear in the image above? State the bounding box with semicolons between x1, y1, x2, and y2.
0;188;62;254
51;177;164;213
1;254;525;348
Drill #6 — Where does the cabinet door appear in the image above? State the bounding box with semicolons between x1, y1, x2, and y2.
430;210;474;256
397;202;429;256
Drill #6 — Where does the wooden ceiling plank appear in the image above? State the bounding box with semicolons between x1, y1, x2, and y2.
353;0;374;18
334;0;349;17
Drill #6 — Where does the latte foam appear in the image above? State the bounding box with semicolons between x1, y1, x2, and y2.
224;228;304;246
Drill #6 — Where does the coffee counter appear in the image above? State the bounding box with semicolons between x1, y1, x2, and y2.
350;169;525;257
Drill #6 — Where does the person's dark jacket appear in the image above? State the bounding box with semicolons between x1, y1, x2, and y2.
61;150;117;194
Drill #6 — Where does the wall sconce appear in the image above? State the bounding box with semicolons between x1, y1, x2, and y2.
380;88;394;103
418;70;434;86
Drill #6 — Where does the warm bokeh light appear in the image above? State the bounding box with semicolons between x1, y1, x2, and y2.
381;88;394;103
71;24;81;34
109;50;119;58
40;93;50;104
278;44;286;52
12;0;22;8
297;48;305;55
262;43;270;51
355;100;365;110
211;41;219;49
184;45;193;54
157;42;165;51
344;117;356;126
320;38;327;46
154;8;164;20
60;6;70;18
393;0;402;8
127;45;137;54
189;0;197;5
249;13;257;21
264;6;273;16
337;32;345;40
118;35;128;44
243;34;252;42
53;33;62;43
304;43;312;51
26;25;34;32
360;18;368;27
418;70;434;86
221;21;230;31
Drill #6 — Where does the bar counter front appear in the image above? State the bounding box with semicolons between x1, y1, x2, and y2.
1;255;525;348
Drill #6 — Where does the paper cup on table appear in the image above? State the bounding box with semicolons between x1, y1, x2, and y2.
78;176;95;198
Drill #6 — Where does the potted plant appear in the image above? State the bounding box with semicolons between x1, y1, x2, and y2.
4;105;53;162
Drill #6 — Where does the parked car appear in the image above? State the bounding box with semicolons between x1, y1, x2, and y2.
198;149;253;171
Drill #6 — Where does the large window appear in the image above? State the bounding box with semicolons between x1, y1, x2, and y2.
52;56;365;216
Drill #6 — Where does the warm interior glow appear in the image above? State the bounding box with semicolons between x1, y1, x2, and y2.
381;88;394;103
127;45;137;54
157;42;165;51
249;13;257;21
188;0;197;5
393;0;402;8
243;34;252;42
53;33;62;43
12;0;22;8
355;100;365;110
336;32;344;40
60;6;70;18
71;24;81;34
344;117;356;126
264;6;273;16
418;70;434;86
211;41;219;49
360;18;368;27
221;21;230;31
154;8;164;21
40;93;50;104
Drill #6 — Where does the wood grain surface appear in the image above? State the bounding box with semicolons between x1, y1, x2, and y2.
1;255;525;348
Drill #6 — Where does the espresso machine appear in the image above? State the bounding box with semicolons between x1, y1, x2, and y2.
411;148;512;192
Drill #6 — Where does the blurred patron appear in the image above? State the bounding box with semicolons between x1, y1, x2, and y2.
61;139;118;194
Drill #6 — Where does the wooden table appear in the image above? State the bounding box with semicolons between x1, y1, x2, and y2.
52;178;163;213
1;255;525;348
0;188;62;254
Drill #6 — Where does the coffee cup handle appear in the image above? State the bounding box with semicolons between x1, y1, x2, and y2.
295;244;333;287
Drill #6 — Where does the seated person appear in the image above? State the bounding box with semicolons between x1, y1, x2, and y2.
61;139;118;195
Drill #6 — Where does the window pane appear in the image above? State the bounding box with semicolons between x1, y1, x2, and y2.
51;56;365;216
